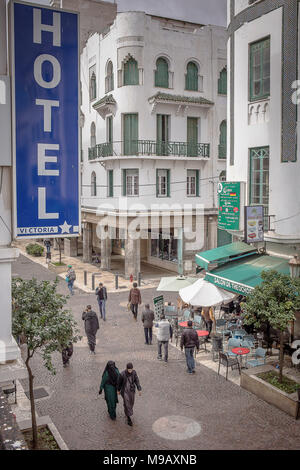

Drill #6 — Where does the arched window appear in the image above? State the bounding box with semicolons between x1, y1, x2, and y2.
89;64;96;101
91;171;97;196
218;120;227;159
90;122;96;148
124;57;139;85
106;61;114;93
219;170;226;181
155;57;169;88
218;67;227;95
185;61;198;91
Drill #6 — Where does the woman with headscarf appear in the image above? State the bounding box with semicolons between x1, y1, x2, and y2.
117;362;142;426
99;361;120;420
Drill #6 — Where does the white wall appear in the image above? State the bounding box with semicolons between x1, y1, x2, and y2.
81;12;227;214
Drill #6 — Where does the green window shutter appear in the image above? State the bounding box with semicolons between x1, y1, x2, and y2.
196;170;200;197
122;169;127;196
124;58;139;85
218;68;227;95
187;117;198;156
156;169;159;197
186;62;198;91
108;170;113;197
124;114;138;155
155;58;169;88
218;120;227;159
250;37;270;101
167;170;170;197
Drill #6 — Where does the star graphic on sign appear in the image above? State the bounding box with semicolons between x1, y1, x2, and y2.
59;220;72;234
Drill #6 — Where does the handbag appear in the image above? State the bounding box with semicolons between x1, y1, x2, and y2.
65;276;69;283
127;303;131;311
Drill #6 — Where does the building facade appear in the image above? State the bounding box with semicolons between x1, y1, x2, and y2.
79;11;227;277
227;0;300;258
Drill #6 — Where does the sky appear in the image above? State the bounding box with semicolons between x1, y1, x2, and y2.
30;0;227;27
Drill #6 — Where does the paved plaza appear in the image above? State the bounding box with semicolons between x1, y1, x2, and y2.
12;255;300;450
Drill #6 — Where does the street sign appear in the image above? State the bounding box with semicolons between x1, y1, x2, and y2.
11;2;80;239
153;295;164;320
244;205;264;243
217;182;241;231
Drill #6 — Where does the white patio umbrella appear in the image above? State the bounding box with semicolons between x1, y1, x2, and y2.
179;278;236;307
156;275;198;292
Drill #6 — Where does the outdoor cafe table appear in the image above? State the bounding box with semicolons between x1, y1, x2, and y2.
178;321;189;328
196;330;209;337
231;347;250;369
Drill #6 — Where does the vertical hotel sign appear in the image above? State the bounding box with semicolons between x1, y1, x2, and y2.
11;2;79;238
217;182;241;230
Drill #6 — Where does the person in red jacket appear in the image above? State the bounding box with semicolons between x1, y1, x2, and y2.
128;283;142;321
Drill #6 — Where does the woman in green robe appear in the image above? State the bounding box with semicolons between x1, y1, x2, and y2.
99;361;120;420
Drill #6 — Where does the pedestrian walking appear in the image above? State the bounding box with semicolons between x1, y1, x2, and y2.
141;304;155;345
128;283;141;321
180;320;199;374
66;265;76;295
99;361;120;420
61;342;73;368
117;363;142;426
95;282;108;321
82;305;99;354
201;306;214;338
156;314;173;362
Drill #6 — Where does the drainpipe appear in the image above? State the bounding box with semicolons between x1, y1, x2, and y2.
177;227;183;276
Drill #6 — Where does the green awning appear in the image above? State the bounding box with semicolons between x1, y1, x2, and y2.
204;254;290;296
195;242;257;271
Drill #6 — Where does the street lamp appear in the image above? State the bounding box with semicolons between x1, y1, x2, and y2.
289;255;300;279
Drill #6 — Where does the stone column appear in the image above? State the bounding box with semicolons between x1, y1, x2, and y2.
64;238;77;257
125;236;140;279
101;236;111;270
207;216;218;250
83;223;92;263
0;248;20;362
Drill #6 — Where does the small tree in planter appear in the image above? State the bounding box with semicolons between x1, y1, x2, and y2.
242;270;300;383
56;238;64;265
12;277;81;449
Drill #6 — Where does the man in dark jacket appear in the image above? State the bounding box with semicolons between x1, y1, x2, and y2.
180;320;199;374
141;304;155;345
117;363;142;426
95;282;108;321
82;305;99;354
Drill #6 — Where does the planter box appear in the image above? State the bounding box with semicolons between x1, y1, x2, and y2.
18;415;68;450
241;364;300;419
48;263;67;274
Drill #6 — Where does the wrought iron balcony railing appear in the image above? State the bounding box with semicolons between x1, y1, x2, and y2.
88;140;210;160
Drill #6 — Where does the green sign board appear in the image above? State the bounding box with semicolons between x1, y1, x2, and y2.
217;182;241;230
206;273;253;296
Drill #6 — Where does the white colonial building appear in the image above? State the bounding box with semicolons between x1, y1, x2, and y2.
227;0;300;258
79;11;227;277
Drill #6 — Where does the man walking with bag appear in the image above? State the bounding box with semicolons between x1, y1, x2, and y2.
66;265;76;296
141;304;155;345
95;282;108;321
180;320;199;374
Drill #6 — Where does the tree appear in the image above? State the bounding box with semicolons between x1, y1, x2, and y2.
12;277;81;449
56;238;63;265
242;270;300;383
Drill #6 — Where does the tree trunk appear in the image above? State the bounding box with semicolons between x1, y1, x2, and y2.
25;355;38;449
57;239;62;264
279;330;284;384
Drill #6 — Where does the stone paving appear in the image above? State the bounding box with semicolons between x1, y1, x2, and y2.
11;254;300;450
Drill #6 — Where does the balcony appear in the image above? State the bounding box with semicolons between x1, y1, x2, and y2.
88;140;210;160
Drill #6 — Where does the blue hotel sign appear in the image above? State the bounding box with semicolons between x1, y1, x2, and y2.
12;2;80;238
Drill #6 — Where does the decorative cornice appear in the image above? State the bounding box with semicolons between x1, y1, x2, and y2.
148;92;214;106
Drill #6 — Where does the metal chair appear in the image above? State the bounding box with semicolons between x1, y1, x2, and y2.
227;338;242;357
182;309;191;321
218;352;241;380
246;347;266;368
193;315;205;330
232;329;247;340
216;319;231;339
